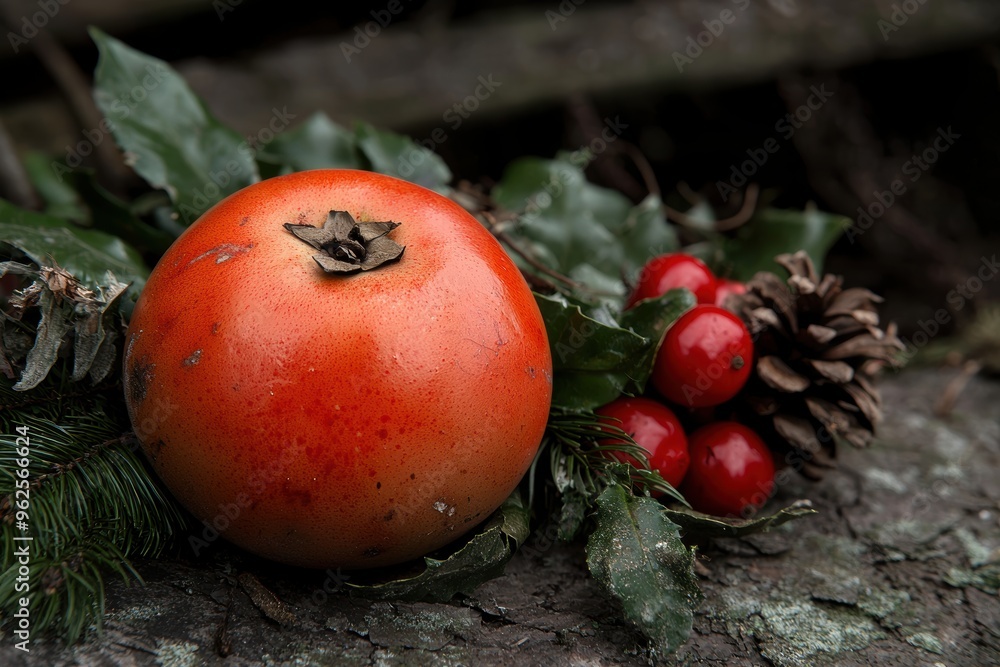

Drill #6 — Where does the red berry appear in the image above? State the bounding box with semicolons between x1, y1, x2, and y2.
681;422;775;517
652;305;753;408
627;253;717;308
714;279;746;309
595;397;690;488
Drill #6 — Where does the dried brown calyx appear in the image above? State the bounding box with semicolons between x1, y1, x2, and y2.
284;210;405;274
729;251;905;479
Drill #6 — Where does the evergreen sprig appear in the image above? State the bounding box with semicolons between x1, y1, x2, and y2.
541;408;687;509
0;363;188;642
528;408;687;541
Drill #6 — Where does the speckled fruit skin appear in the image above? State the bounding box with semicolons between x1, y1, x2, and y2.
123;169;553;569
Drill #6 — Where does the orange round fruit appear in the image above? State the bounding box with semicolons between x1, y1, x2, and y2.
123;169;552;569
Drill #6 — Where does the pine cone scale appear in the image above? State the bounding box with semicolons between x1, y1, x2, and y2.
731;251;903;477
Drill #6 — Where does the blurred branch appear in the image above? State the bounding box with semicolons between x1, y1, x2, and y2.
0;118;39;209
0;2;131;196
173;0;1000;134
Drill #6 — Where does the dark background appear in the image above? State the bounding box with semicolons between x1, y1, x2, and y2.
3;0;1000;336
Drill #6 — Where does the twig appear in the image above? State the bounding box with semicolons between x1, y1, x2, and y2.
934;359;982;417
0;119;40;209
713;183;760;231
493;227;585;290
618;141;661;200
215;585;234;657
0;5;131;196
777;74;967;287
565;94;647;201
676;182;702;207
665;183;759;232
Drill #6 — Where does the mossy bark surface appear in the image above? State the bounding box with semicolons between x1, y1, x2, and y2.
2;368;998;666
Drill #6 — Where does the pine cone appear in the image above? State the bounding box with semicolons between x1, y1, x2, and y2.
728;251;905;479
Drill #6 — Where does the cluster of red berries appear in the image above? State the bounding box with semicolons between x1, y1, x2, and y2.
598;254;776;518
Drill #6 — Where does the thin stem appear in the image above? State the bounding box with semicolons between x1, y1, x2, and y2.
0;119;40;209
665;183;760;232
0;6;130;196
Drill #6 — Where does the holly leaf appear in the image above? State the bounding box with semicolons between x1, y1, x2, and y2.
723;207;848;280
345;491;529;602
535;289;694;410
586;484;702;655
261;112;362;172
493;157;677;297
535;293;649;410
0;200;147;292
354;122;452;192
90;27;259;225
662;499;817;538
617;288;697;393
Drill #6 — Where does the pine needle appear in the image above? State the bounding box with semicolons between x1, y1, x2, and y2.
0;362;188;643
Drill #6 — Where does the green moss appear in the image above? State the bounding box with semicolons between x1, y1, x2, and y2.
757;595;885;666
154;639;201;667
906;631;944;654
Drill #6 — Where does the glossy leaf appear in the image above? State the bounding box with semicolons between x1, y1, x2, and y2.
22;151;88;222
723;207;848;280
262;112;362;172
0;200;147;291
346;491;529;602
354;122;452;191
586;484;702;655
536;289;694;410
69;172;175;255
662;499;817;538
91;28;259;225
493;157;677;297
535;293;648;410
617;287;697;393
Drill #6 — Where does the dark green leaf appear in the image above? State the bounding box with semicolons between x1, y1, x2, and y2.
618;195;680;277
662;499;817;538
69;172;175;255
535;293;649;410
0;199;148;291
493;157;677;296
90;28;259;225
617;288;697;393
354;122;451;191
586;484;702;655
535;289;695;410
723;207;848;280
346;491;529;602
262;112;362;172
557;491;589;541
22;151;88;222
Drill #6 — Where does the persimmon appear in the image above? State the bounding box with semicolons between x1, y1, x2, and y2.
124;169;552;569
